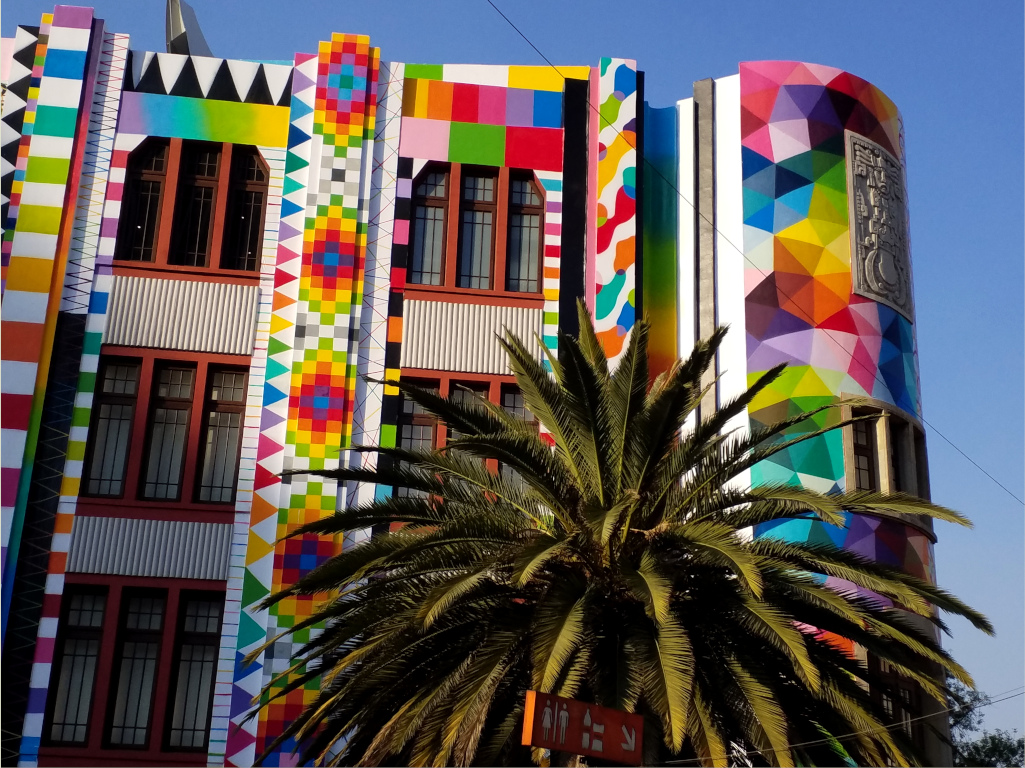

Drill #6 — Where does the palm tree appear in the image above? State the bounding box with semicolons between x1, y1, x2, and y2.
251;303;991;767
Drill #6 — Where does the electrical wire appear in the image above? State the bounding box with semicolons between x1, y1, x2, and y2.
482;0;1024;508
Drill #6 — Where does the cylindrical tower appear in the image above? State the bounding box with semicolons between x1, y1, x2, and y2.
676;60;950;764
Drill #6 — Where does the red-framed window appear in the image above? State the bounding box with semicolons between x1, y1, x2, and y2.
406;164;545;303
80;351;248;515
41;577;224;766
114;138;267;280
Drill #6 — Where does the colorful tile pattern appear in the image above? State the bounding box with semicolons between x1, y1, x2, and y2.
222;48;320;768
16;26;130;766
593;58;638;362
398;73;565;172
1;5;94;639
740;61;928;582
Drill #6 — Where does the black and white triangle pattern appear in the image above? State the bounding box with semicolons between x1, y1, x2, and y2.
126;52;293;106
2;25;40;228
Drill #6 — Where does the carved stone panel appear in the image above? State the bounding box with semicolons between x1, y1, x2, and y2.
846;131;914;320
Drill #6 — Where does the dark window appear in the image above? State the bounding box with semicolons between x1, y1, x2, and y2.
47;590;106;744
197;370;246;503
447;383;488;446
108;593;165;746
220;147;267;271
499;385;537;487
506;176;543;292
914;428;930;500
167;597;222;749
396;384;439;498
889;418;908;493
84;362;140;497
115;140;169;263
170;142;221;267
409;170;448;285
458;173;496;289
852;413;877;491
142;367;195;500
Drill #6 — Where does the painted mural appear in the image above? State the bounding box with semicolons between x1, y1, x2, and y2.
0;8;947;763
738;60;933;584
593;57;638;362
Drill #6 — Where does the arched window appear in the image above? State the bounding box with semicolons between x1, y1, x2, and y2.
115;139;170;262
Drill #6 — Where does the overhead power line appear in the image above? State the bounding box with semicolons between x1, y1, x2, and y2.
483;0;1023;508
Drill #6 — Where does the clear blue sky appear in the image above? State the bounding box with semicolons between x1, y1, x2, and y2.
6;0;1023;734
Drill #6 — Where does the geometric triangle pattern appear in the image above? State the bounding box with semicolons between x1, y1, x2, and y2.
126;50;293;106
221;43;321;768
741;61;925;585
0;25;39;243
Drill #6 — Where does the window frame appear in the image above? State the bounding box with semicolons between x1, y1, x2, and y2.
195;368;249;504
140;364;198;502
41;577;225;765
105;589;168;748
44;587;109;747
505;173;545;293
408;164;450;287
220;147;269;271
112;138;264;281
169;142;223;268
456;168;499;290
81;358;142;499
403;163;545;303
114;139;170;264
164;592;224;751
80;350;249;516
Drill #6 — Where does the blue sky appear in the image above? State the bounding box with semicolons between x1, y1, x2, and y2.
6;0;1023;734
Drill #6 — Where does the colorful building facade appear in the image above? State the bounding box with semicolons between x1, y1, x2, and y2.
1;6;949;766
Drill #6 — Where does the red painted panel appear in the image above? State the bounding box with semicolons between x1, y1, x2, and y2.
522;690;644;765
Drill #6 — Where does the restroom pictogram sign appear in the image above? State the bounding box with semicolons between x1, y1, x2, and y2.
521;691;644;765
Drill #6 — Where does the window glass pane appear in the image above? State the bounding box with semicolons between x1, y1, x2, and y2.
49;637;100;743
410;205;445;285
502;387;529;422
510;178;541;206
199;411;241;503
463;175;494;202
158;368;194;399
183;599;222;635
144;408;190;499
101;364;138;395
86;402;133;496
170;184;216;266
169;643;216;748
109;641;159;745
184;145;220;178
120;180;163;262
507;212;540;292
109;594;165;747
211;371;246;402
67;593;106;628
222;189;264;271
415;172;446;198
458;209;493;289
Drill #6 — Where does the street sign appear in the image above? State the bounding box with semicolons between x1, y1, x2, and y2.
521;690;644;765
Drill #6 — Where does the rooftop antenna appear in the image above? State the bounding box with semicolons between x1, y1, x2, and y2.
166;0;213;57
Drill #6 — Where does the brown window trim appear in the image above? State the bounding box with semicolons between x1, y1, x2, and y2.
80;348;248;515
115;139;170;264
40;576;223;766
195;368;248;504
113;138;265;283
140;365;197;502
506;172;544;293
405;163;544;300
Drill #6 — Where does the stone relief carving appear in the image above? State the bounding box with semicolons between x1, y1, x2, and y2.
846;131;914;320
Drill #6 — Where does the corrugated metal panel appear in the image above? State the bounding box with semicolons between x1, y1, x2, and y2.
401;299;544;374
66;516;231;580
104;275;258;354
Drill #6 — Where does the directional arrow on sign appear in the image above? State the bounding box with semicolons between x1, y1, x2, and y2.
621;725;637;752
